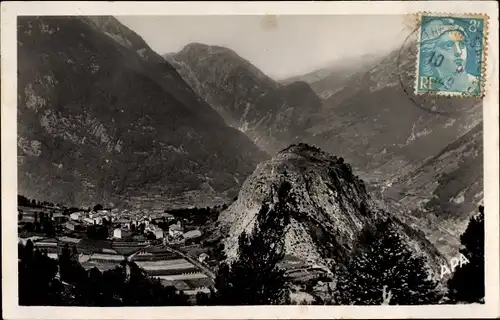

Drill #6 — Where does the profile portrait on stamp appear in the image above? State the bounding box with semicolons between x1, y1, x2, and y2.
416;14;487;97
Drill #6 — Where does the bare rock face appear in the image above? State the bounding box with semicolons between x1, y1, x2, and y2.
219;143;444;274
17;16;267;208
164;44;322;154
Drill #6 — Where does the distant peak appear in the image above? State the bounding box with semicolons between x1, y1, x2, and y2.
180;42;235;56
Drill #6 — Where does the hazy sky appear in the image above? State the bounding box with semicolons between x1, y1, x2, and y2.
117;15;410;79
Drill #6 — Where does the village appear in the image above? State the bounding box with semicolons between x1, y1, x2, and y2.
17;196;333;304
17;196;223;303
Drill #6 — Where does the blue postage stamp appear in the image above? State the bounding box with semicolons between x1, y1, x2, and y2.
415;14;488;97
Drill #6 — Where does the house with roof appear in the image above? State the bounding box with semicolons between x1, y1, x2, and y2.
83;217;95;225
58;236;81;244
113;228;122;239
154;228;164;239
113;228;133;240
168;221;183;235
184;229;202;241
164;213;175;222
65;221;80;231
51;213;67;224
198;253;209;264
70;212;82;221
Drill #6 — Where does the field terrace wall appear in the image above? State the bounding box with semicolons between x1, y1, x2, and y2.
19;235;215;298
131;247;214;298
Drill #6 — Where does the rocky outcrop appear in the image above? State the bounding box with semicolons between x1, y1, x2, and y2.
219;144;444;274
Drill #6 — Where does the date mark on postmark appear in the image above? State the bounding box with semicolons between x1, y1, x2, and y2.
415;13;488;98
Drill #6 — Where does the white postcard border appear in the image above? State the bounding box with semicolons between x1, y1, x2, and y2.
2;1;499;319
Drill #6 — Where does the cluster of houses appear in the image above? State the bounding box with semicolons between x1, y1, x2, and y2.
65;209;203;244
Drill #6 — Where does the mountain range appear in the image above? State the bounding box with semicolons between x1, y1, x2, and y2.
164;44;322;154
18;15;483;263
17;16;267;209
163;37;482;187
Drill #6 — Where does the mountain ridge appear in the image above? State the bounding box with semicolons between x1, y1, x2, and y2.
164;42;322;154
17;16;267;209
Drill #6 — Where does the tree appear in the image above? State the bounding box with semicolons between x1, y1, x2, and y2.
18;241;63;305
196;291;211;305
213;181;293;305
33;212;41;233
138;223;145;234
43;219;55;237
58;244;87;285
18;195;31;206
87;225;109;240
334;218;443;305
447;206;485;303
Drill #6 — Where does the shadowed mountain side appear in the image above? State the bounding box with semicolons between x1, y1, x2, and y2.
164;43;322;154
17;16;267;209
381;122;483;258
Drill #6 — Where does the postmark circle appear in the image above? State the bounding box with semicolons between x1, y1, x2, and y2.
396;21;481;116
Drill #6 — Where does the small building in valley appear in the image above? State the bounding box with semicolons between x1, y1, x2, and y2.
83;217;95;225
198;253;209;264
184;229;202;241
65;221;78;231
52;213;67;224
70;212;81;221
113;228;122;239
154;228;164;239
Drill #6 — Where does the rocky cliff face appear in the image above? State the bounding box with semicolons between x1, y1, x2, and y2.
164;43;322;154
219;144;444;274
17;16;267;209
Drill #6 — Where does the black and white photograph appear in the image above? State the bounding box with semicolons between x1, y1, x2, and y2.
2;1;499;319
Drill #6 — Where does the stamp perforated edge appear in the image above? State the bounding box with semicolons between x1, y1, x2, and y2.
413;12;490;99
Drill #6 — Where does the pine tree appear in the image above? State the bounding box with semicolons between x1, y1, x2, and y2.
447;206;485;303
214;181;293;305
18;241;62;305
334;219;443;305
58;244;87;285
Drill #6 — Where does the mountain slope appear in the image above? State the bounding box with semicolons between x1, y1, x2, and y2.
382;122;483;257
17;16;267;209
218;144;445;275
280;53;384;99
303;41;482;185
164;41;482;190
164;43;322;154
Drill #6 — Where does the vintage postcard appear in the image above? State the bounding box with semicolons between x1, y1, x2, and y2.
1;1;499;319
